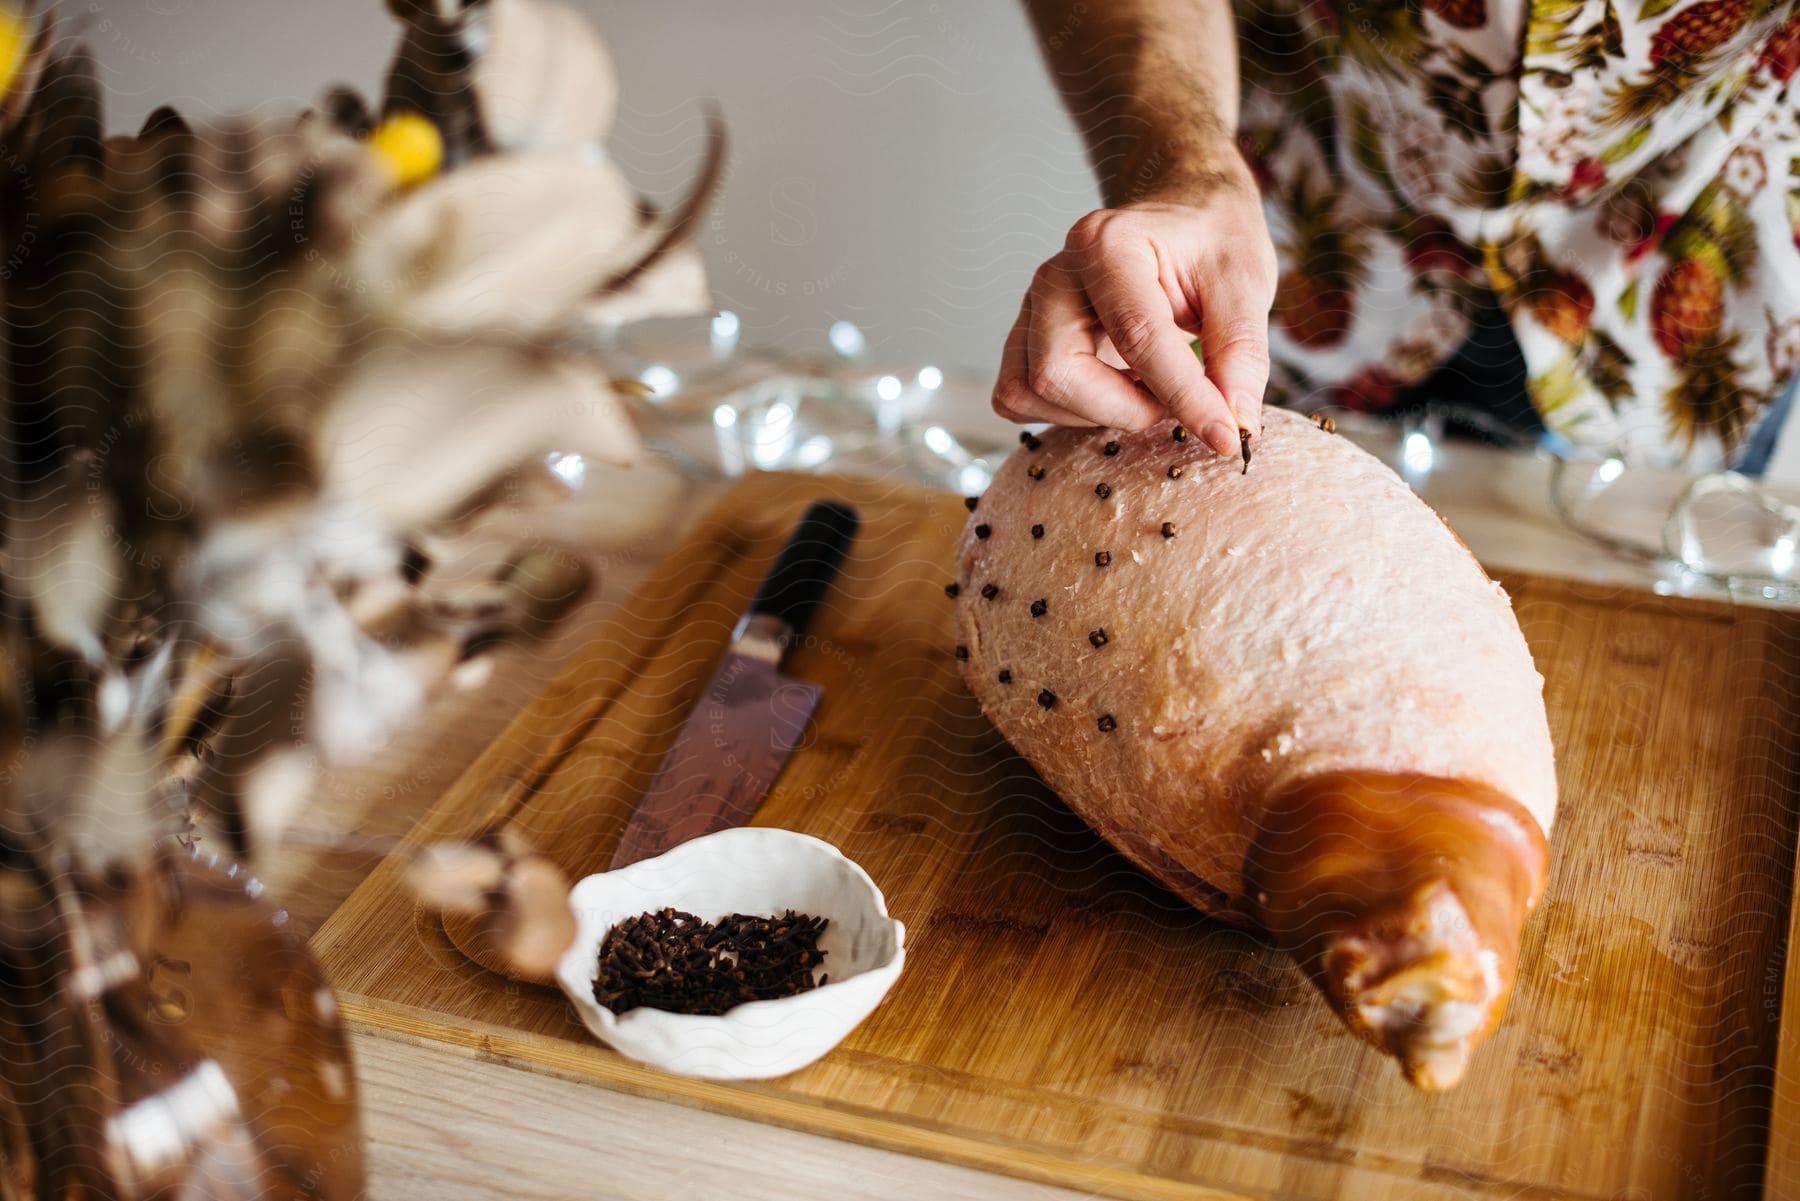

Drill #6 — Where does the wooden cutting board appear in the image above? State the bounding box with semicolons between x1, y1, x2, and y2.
311;470;1800;1201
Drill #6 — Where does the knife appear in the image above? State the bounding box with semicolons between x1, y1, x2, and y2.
609;500;861;869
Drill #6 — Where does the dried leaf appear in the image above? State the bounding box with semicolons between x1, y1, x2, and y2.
580;240;709;327
474;0;618;151
0;2;658;881
409;834;574;981
353;151;647;334
318;84;374;136
23;698;175;873
240;748;320;852
137;104;187;137
319;339;638;531
432;547;590;645
23;39;100;174
405;842;508;912
185;651;309;859
7;467;124;666
498;855;576;980
590;107;724;298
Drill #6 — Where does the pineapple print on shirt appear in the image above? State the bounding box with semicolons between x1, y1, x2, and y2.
1235;0;1800;468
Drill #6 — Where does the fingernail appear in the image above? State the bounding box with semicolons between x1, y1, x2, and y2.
1202;423;1236;456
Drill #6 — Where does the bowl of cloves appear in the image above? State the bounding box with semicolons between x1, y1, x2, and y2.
554;826;906;1080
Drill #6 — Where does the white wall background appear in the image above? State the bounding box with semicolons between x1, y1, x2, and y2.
73;0;1098;378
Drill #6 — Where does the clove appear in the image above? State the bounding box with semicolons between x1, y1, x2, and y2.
1031;523;1045;539
981;583;1000;600
975;523;992;540
1088;628;1109;649
1161;521;1177;539
1027;464;1046;481
1037;689;1057;710
944;582;960;598
1240;428;1252;475
593;908;829;1017
1095;482;1113;499
1030;598;1048;618
1097;714;1117;733
1094;550;1112;567
1103;441;1121;457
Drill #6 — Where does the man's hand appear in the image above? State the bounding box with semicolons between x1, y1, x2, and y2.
993;168;1277;457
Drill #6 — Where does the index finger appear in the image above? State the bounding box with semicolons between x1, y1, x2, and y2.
1078;246;1240;457
1197;292;1273;441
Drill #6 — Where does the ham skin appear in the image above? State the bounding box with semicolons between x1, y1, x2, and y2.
953;407;1556;1089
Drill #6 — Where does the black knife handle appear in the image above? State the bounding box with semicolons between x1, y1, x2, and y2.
748;500;860;636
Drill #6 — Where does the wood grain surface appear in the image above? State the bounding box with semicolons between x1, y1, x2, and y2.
311;470;1800;1201
352;1033;1099;1201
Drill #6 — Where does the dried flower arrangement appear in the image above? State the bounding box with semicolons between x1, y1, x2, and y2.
0;0;715;1193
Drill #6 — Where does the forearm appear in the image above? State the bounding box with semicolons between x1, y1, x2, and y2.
1021;0;1243;206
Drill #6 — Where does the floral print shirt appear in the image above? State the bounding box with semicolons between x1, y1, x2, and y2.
1235;0;1800;468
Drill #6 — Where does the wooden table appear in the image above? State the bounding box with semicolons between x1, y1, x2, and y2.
282;407;1796;1201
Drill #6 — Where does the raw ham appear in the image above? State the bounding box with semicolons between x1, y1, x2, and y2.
954;408;1556;1089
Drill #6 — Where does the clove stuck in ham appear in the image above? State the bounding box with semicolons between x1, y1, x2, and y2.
954;408;1557;1089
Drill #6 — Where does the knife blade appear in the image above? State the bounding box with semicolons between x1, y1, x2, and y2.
609;500;861;869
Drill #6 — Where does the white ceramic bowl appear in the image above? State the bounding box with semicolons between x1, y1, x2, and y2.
554;827;906;1080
